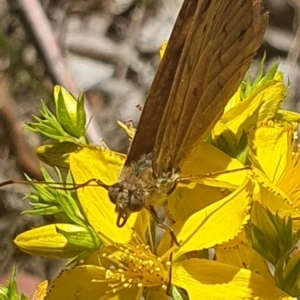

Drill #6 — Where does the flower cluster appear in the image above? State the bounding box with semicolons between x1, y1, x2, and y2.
2;63;300;300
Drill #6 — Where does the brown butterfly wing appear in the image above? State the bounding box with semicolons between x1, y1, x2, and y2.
126;0;268;175
153;0;268;174
125;0;198;166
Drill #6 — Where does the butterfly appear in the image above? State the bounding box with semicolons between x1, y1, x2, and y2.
0;0;268;243
104;0;268;230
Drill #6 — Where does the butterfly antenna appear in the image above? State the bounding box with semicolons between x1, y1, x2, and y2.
52;178;111;191
0;178;110;191
180;165;252;182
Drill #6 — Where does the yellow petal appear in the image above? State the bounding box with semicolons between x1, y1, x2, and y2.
45;265;141;300
117;121;135;141
158;177;252;259
70;147;137;244
274;72;283;81
248;121;293;184
277;146;300;208
215;233;274;284
221;80;286;139
223;86;242;113
167;184;225;221
134;209;150;242
182;141;247;189
253;169;300;230
31;280;48;300
172;259;292;300
159;41;168;59
276;109;300;125
54;85;77;118
282;249;300;296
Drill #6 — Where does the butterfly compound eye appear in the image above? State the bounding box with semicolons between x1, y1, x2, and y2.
128;188;144;212
108;184;129;227
107;185;144;227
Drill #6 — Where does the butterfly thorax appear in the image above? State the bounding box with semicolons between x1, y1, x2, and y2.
108;153;180;227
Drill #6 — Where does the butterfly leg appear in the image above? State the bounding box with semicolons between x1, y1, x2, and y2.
54;178;109;191
147;205;180;246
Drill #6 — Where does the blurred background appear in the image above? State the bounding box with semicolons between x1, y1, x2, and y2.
0;0;299;297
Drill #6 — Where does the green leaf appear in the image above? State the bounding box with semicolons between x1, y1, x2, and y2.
23;204;63;216
6;267;20;300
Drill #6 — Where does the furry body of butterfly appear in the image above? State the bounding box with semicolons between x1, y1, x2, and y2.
108;153;179;226
108;0;268;226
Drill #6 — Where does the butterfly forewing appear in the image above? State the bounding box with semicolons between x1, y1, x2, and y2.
126;0;267;176
125;0;198;167
153;0;268;174
111;0;268;228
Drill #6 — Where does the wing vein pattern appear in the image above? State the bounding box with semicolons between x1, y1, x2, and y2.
126;0;268;176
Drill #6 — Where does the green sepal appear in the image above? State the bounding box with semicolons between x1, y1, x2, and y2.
210;123;239;158
246;202;297;266
169;285;188;300
0;266;27;300
54;86;86;138
235;131;249;165
23;167;84;226
54;190;85;227
36;142;79;169
56;224;101;250
280;236;300;296
242;56;279;98
26;100;86;145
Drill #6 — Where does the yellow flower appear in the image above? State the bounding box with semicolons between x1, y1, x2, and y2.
207;69;300;298
69;146;251;248
211;68;300;228
14;66;298;299
45;231;291;300
39;146;291;299
248;121;300;229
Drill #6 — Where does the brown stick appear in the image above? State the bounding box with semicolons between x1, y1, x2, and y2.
17;0;78;95
10;0;103;143
0;76;42;180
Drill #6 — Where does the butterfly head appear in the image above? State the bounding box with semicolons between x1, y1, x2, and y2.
108;183;145;227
